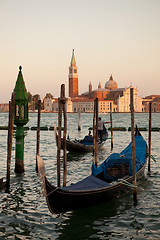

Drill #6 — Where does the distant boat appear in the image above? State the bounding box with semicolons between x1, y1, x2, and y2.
56;125;108;153
37;127;148;214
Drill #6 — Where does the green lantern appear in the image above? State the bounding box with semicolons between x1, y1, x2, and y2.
14;66;29;126
13;66;29;173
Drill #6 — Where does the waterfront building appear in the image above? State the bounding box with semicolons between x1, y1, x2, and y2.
142;95;160;112
51;97;113;113
68;98;113;113
71;98;94;113
0;103;9;112
81;74;143;112
43;93;54;112
106;85;144;112
152;97;160;112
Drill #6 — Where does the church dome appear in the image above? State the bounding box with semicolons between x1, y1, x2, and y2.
105;75;118;90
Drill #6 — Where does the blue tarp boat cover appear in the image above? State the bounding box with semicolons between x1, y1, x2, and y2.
92;135;147;179
80;125;108;145
60;175;111;191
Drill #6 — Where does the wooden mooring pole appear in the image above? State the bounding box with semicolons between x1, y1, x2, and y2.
36;100;41;173
78;108;81;131
130;88;137;204
148;102;152;174
110;102;113;150
57;84;67;187
6;93;15;190
61;85;67;187
93;100;96;156
93;98;98;167
57;97;62;187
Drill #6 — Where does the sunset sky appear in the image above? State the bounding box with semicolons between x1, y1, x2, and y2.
1;0;160;103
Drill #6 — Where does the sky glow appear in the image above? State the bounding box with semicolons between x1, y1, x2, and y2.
0;0;160;102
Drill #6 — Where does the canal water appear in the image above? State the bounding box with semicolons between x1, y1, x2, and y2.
0;112;160;239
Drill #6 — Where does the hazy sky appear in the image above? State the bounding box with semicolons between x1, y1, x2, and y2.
1;0;160;103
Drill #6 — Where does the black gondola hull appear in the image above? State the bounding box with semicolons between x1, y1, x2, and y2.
45;162;146;214
57;127;108;153
59;132;108;153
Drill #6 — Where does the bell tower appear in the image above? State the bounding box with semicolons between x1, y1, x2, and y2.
69;49;78;98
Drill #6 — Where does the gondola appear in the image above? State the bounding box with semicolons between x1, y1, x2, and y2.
56;125;108;153
37;127;148;214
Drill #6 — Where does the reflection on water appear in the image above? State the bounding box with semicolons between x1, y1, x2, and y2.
56;195;133;240
0;112;160;239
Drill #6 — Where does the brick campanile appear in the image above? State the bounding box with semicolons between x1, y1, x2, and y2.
68;49;78;98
